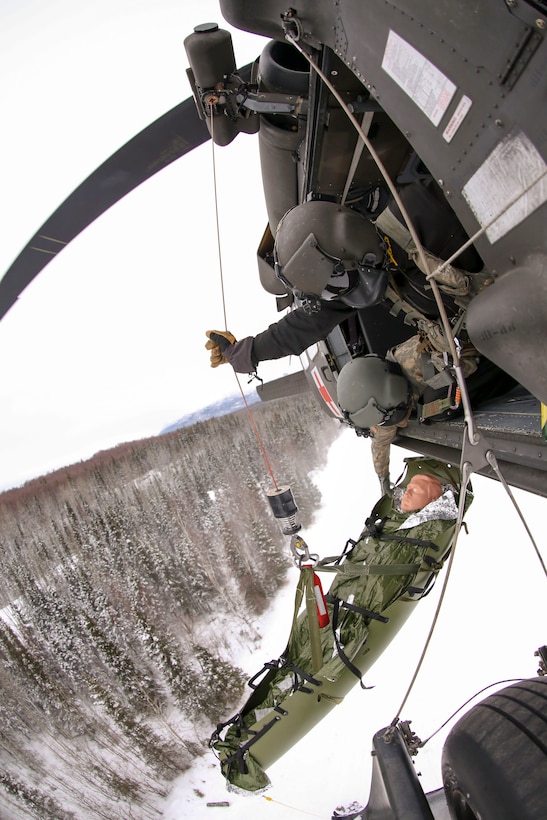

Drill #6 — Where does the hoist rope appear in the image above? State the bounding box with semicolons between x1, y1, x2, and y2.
208;107;279;490
284;28;547;723
209;107;228;333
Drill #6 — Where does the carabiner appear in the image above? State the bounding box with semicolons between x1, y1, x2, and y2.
290;534;318;568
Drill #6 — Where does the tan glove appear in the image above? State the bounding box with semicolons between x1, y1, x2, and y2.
205;330;237;368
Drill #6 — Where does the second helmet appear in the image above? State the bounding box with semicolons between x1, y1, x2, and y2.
337;355;412;430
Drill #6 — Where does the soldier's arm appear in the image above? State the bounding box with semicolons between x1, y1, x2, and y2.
253;302;352;363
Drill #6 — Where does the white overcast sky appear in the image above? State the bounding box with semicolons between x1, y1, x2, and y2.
0;0;303;490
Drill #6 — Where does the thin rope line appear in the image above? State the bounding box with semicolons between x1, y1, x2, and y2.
485;449;547;578
209;109;228;331
418;678;524;747
263;795;325;817
208;106;279;490
425;167;547;280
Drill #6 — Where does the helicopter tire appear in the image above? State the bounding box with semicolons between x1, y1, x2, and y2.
441;677;547;820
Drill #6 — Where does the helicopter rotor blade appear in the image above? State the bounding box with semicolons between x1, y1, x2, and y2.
0;93;212;321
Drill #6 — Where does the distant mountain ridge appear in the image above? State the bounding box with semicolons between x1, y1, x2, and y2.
160;391;261;433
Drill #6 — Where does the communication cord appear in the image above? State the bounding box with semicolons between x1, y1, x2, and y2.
418;678;524;748
263;795;325;818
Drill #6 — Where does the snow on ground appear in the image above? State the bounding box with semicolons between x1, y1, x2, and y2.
161;428;547;819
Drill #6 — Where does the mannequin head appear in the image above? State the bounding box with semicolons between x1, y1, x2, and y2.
400;474;443;512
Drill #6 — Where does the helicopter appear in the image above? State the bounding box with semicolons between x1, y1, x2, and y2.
183;2;547;502
1;3;546;816
1;1;546;501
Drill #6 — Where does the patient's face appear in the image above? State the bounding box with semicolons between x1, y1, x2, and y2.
400;475;442;512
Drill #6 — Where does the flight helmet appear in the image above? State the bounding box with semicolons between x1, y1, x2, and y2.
337;355;412;430
274;200;387;313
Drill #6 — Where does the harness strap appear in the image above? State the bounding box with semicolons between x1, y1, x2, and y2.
363;516;440;551
386;293;423;326
288;566;324;674
419;396;455;418
220;658;327;777
317;559;422;577
222;716;280;776
403;574;437;600
325;593;389;624
384;281;437;328
212;656;322;757
329;598;373;690
211;712;247;744
242;659;287;713
422;363;455;390
422;554;443;569
286;662;322;692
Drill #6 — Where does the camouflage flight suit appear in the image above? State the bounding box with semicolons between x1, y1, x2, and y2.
370;330;479;487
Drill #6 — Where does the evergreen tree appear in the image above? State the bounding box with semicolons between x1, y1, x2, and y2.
0;393;341;814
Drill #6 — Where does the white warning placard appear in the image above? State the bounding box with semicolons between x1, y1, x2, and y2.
382;30;456;126
462;131;547;242
443;94;472;143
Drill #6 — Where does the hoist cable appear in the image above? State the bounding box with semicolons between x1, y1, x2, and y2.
209;110;228;333
208;107;279;491
284;28;547;719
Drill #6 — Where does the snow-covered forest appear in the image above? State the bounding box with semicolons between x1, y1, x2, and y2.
0;395;341;818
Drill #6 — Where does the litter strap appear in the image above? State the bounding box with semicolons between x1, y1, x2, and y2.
362;516;440;551
317;557;422;577
325;593;389;624
328;597;373;690
222;716;280;776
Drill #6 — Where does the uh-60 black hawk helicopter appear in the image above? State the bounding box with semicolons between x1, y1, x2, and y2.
183;2;547;503
1;2;546;818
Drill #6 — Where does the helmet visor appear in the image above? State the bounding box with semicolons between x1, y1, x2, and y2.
349;396;410;430
320;266;360;301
